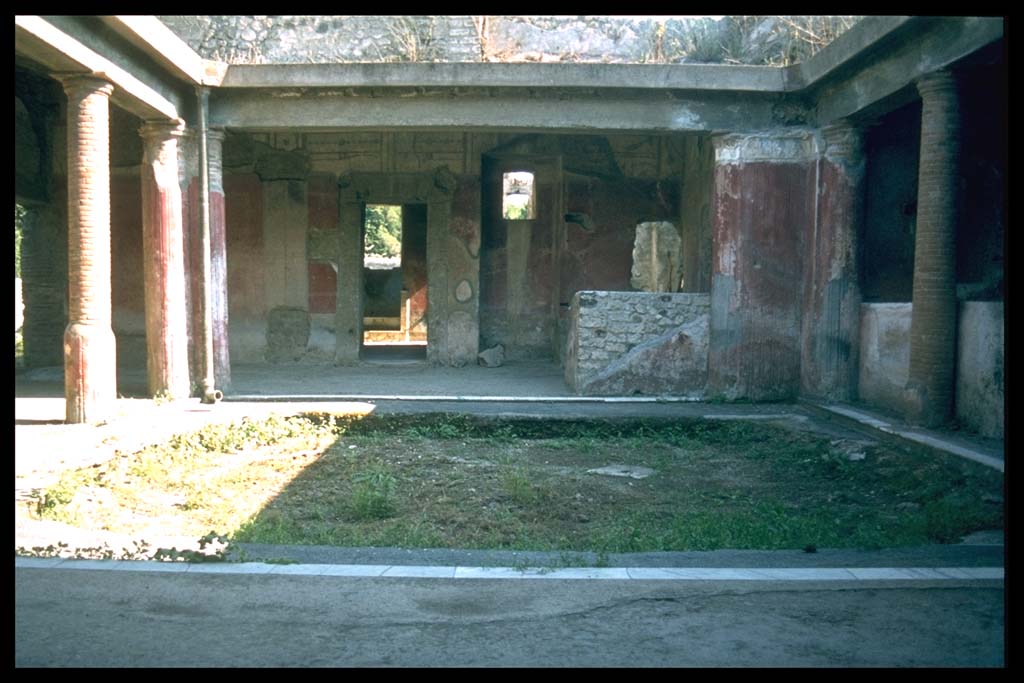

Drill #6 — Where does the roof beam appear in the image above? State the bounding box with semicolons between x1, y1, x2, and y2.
15;15;180;120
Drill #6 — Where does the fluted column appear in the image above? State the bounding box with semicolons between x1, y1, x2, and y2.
207;128;231;391
801;120;865;400
907;71;961;427
139;120;191;399
60;76;116;424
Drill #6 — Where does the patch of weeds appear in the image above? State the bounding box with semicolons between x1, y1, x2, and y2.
153;531;234;563
152;390;175;406
233;514;303;545
164;414;334;457
923;494;1001;543
350;459;399;520
15;532;241;563
491;423;517;444
35;470;93;523
262;557;300;565
17;540;154;561
500;458;545;507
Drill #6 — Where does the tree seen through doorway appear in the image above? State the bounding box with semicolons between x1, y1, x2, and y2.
364;204;402;260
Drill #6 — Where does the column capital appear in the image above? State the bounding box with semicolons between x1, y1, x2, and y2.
56;74;114;99
138;118;187;142
712;130;817;165
821;120;864;165
916;70;958;99
207;127;227;142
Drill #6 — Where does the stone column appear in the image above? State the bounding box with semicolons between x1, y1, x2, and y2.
176;129;201;393
335;194;363;364
801;121;865;401
207;128;231;390
907;71;961;427
60;76;116;423
139;120;191;399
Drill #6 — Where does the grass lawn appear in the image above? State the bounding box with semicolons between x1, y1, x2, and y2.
23;413;1004;559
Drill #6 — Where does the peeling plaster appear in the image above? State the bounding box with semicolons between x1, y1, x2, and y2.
672;108;702;129
714;131;817;164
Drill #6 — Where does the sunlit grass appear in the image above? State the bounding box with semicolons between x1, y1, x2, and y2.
32;414;1004;555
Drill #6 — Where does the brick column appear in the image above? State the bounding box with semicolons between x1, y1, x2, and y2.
907;71;961;427
139;120;191;399
801;120;865;400
207;128;231;390
60;76;116;423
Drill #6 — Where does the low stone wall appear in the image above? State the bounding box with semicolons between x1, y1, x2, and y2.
858;303;912;415
956;302;1003;439
565;291;709;396
858;301;1004;439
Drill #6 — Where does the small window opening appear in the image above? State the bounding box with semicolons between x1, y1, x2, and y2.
502;171;535;220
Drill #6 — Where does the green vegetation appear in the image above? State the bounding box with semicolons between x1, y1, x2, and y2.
350;459;399;519
650;16;861;66
15;203;25;278
503;203;530;221
24;414;1003;559
364;204;402;259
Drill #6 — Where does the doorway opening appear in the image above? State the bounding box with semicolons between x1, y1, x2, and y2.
362;203;428;362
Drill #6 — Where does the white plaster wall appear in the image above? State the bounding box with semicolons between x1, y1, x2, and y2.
229;320;270;363
956;301;1004;439
858;303;911;414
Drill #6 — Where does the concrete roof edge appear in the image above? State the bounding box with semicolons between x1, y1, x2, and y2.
14;15;179;120
218;62;787;93
100;16;209;85
794;16;918;88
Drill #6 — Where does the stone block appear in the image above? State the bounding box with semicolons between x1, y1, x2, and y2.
478;343;505;368
580;316;709;396
566;291;710;396
956;301;1003;438
858;303;911;413
630;222;683;292
266;306;310;362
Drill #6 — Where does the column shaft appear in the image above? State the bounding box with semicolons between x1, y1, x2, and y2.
139;120;191;399
801;121;865;400
61;76;116;424
708;131;816;401
207;129;231;390
908;71;960;426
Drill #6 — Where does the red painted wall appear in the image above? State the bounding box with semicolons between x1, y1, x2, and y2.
402;203;428;329
224;173;265;321
110;174;145;323
709;161;814;400
308;262;337;314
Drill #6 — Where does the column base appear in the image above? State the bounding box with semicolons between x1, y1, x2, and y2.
904;380;953;428
64;321;117;424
